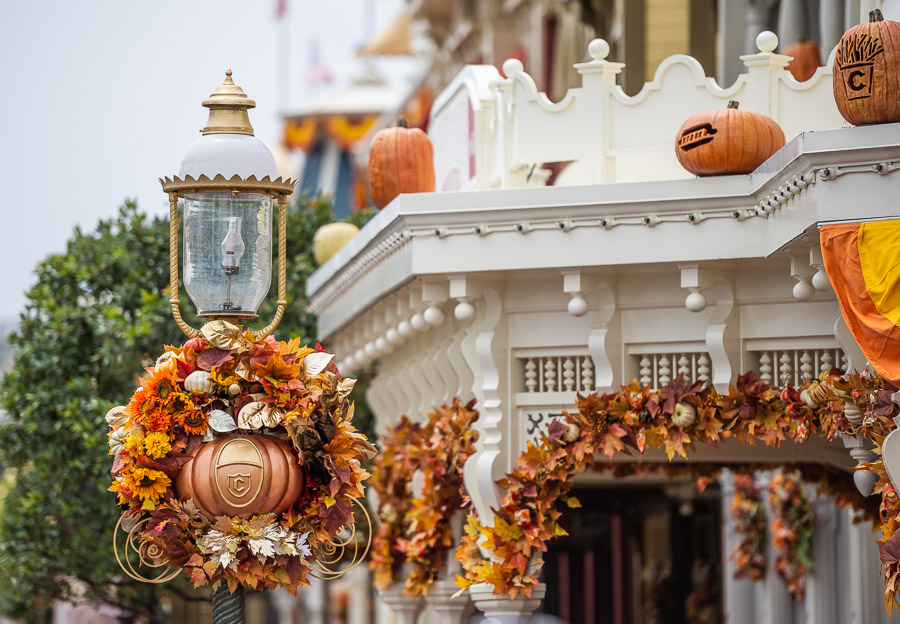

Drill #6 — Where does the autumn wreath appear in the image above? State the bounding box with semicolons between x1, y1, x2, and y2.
455;371;895;606
107;321;376;593
370;399;479;596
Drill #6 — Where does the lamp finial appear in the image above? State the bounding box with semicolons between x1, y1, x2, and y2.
201;69;256;136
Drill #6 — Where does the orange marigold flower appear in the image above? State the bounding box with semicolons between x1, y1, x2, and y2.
142;409;172;432
178;409;208;436
122;465;171;504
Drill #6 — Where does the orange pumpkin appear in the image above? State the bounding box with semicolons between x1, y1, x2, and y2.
833;9;900;125
175;433;304;520
675;101;785;176
784;40;821;82
368;118;435;209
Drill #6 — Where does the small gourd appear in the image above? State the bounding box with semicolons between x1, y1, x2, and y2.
313;222;360;266
672;403;697;428
184;370;215;395
109;427;129;455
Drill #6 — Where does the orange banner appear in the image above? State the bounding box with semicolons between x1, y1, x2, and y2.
283;118;318;152
820;220;900;382
324;115;378;150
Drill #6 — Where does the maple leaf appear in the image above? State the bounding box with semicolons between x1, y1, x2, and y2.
598;423;628;458
323;496;352;534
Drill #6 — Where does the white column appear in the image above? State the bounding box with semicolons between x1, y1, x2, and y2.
380;585;424;624
757;472;793;624
346;564;372;624
717;0;750;85
425;511;472;624
805;497;838;624
303;576;328;624
821;0;846;55
469;582;547;624
720;471;759;624
848;517;886;624
777;0;808;48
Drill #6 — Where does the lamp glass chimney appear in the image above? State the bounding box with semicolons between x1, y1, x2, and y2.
183;192;272;317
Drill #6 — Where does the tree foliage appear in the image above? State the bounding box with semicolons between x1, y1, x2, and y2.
0;194;369;621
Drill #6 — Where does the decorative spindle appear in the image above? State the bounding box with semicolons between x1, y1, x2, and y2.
581;357;594;391
840;351;848;372
779;352;793;386
658;356;671;387
525;359;537;393
800;350;813;381
759;352;773;384
697;354;710;382
639;356;652;387
545;358;557;392
677;354;690;382
820;350;833;373
563;357;575;391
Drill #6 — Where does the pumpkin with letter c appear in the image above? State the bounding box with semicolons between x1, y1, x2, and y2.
784;40;821;82
368;118;435;209
833;9;900;125
175;433;304;520
675;101;785;176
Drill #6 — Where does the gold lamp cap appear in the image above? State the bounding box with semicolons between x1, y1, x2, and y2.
201;69;257;136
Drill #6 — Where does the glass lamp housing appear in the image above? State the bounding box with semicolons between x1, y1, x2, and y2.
183;192;272;318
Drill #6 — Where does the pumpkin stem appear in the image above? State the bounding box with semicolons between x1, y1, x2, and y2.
727;101;739;109
396;117;409;128
870;8;884;21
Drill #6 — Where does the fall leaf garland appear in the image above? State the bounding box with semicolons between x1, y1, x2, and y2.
107;323;375;593
767;471;814;601
454;371;898;607
370;399;479;596
730;474;767;581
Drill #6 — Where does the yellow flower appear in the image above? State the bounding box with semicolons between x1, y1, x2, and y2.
123;466;171;503
177;409;208;436
123;431;145;458
142;431;173;459
144;369;179;401
210;365;240;386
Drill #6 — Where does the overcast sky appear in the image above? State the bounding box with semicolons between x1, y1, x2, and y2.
0;0;402;326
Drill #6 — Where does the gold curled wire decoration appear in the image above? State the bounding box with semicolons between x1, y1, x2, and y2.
309;497;373;580
113;515;181;584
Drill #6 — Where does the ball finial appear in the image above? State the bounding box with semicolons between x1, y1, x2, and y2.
756;31;778;53
502;58;524;77
588;39;610;61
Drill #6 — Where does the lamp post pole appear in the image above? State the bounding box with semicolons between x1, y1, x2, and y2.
212;584;246;624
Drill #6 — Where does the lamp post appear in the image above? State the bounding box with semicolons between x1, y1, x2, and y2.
161;69;295;341
160;69;296;623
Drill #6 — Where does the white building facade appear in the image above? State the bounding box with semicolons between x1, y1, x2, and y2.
309;5;900;622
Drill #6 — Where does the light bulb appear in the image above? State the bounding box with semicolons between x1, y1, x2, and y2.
221;217;245;275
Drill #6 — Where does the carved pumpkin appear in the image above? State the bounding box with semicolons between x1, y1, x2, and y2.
368;118;435;209
784;40;821;82
833;9;900;125
175;433;303;520
313;222;360;265
675;101;785;176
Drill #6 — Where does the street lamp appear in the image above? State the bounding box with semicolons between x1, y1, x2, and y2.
160;69;295;339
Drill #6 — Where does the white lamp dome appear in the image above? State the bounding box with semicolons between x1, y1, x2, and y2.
179;134;277;180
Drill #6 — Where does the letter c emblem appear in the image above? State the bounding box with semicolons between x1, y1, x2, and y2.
848;69;866;91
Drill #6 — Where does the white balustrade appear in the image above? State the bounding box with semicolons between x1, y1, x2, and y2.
750;348;847;386
631;352;711;390
519;353;595;394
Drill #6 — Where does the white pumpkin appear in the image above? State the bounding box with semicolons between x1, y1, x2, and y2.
184;370;215;395
672;402;697;428
313;222;360;266
562;422;581;444
105;405;127;429
108;427;129;455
